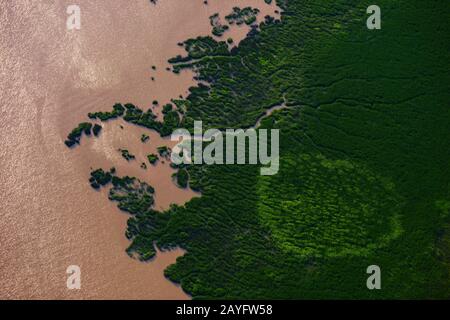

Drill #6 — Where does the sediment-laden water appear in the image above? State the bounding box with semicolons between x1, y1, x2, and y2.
0;0;278;299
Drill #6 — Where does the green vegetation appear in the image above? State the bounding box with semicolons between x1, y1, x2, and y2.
162;103;173;114
65;122;92;147
89;168;113;189
160;104;181;136
225;7;260;26
76;0;449;299
93;124;102;136
157;146;169;157
147;153;158;165
87;170;159;260
90;103;180;137
141;134;150;143
124;0;449;299
209;13;229;37
175;168;189;188
119;149;135;161
91;173;156;217
109;177;155;217
104;173;157;260
122;103;160;132
257;153;402;258
168;37;229;74
88;103;125;121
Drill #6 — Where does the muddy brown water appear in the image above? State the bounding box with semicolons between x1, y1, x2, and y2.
0;0;279;299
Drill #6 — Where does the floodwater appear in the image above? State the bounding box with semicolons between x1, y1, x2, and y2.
0;0;279;299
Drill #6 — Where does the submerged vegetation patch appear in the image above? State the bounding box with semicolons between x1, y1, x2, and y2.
88;103;125;121
174;168;189;188
141;133;150;143
109;176;155;216
92;124;102;136
225;7;260;26
209;13;229;37
88;167;160;260
66;102;181;146
147;153;158;165
64;122;92;147
89;168;113;189
257;153;403;258
119;149;135;161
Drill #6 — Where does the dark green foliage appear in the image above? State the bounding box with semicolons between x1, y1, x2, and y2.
64;139;76;148
92;103;179;137
147;153;158;165
104;174;158;261
176;169;189;188
212;26;229;37
88;103;125;121
122;103;145;122
225;7;260;26
69;122;91;138
109;176;155;215
209;13;229;37
257;153;402;258
126;208;171;260
162;103;173;114
123;103;163;132
161;110;180;137
119;149;135;161
65;122;92;147
157;146;169;157
141;134;150;143
184;36;230;59
93;124;102;136
67;104;123;146
89;168;113;189
169;37;230;74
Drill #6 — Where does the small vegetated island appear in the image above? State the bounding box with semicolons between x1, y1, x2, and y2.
119;149;135;161
209;6;260;37
209;13;229;37
141;134;150;143
225;7;260;26
65;0;450;299
147;153;158;165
